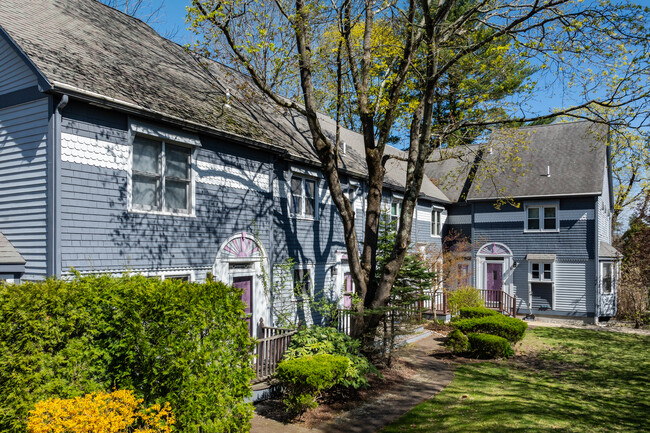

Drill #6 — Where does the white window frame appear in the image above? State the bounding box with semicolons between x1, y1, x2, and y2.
293;264;315;299
601;262;615;295
129;135;196;217
431;208;442;237
390;199;401;224
529;261;554;282
525;205;559;233
290;174;318;220
528;260;555;310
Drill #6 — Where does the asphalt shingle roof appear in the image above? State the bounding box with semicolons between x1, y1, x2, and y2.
466;121;608;200
1;1;606;204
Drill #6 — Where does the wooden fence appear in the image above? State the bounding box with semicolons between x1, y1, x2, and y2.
253;318;296;382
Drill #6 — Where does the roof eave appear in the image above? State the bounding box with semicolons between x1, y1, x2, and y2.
466;191;603;202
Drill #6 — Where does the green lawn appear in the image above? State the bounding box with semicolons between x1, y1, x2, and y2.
384;327;650;432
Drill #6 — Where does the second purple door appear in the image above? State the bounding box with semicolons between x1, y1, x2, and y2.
233;276;253;335
486;263;503;303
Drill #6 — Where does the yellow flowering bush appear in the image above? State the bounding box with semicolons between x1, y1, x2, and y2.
27;389;174;433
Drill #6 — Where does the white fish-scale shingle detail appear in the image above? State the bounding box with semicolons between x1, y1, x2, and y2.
196;160;269;192
61;133;130;170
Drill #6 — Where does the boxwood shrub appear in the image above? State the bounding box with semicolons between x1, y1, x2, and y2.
444;329;470;354
453;315;528;342
0;274;254;433
275;354;349;414
459;306;500;319
467;333;514;359
284;326;377;389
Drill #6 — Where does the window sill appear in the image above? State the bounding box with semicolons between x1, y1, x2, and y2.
291;215;318;222
129;208;196;218
523;229;560;234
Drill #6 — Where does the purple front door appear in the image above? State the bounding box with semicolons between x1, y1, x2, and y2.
233;276;253;335
486;263;503;304
343;273;353;309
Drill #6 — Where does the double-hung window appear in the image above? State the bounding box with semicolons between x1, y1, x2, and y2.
390;200;401;224
530;262;553;281
132;136;192;214
526;205;558;232
529;261;554;310
431;209;442;236
601;262;614;294
293;268;312;298
291;175;316;218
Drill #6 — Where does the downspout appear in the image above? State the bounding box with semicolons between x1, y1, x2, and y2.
48;94;68;277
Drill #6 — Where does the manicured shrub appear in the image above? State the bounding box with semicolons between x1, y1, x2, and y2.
275;354;349;413
284;326;377;388
467;333;514;359
448;286;484;316
459;306;499;319
0;274;254;433
445;329;469;354
453;315;528;343
27;389;174;433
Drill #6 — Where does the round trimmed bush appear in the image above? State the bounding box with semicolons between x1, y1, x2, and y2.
452;315;528;343
459;306;500;319
283;326;377;389
276;354;349;414
445;329;469;354
467;333;514;359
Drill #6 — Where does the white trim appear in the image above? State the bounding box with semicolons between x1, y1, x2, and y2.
293;262;316;299
130;119;201;147
61;132;130;170
289;173;319;220
431;208;442;237
475;242;515;296
468;191;602;201
213;232;270;333
524;204;559;233
128;135;196;217
196;159;270;192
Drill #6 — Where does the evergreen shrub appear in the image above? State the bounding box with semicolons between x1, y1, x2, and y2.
0;274;254;433
444;329;469;354
453;315;528;343
284;326;377;388
467;333;514;358
459;306;499;319
275;354;348;413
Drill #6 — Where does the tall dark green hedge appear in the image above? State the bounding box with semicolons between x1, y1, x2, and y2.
0;274;254;432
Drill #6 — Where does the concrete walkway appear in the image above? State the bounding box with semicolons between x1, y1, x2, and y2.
251;334;454;433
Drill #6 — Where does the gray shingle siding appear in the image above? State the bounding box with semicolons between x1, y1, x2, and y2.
0;35;38;94
0;97;50;280
471;198;595;260
59;104;273;276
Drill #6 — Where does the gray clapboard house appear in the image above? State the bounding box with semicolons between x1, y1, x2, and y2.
428;122;620;320
0;0;617;326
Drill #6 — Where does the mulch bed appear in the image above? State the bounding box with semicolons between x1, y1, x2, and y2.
254;357;417;428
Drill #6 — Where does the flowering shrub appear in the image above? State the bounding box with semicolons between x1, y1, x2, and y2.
0;274;254;432
27;389;174;433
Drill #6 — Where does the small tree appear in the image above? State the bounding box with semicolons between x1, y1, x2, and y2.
617;196;650;328
372;216;435;363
